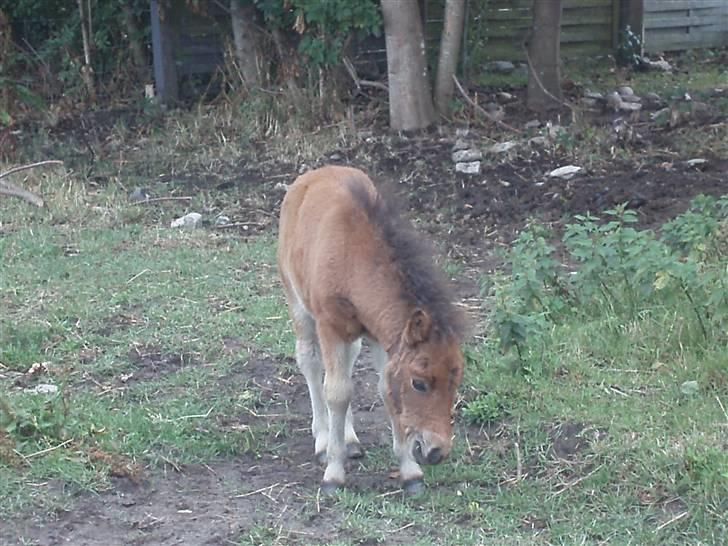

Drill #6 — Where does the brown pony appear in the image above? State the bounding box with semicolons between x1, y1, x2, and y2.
277;166;466;493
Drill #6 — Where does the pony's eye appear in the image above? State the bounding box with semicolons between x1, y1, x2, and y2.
412;378;428;393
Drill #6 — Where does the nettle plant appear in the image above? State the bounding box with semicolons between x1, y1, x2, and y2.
490;196;728;368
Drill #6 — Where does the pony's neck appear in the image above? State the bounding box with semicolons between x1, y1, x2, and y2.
352;275;414;355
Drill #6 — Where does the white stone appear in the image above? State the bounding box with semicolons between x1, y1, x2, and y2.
170;212;202;228
455;162;481;174
25;384;59;395
452;149;483;162
686;158;708;167
548;165;582;179
215;215;231;226
618;86;634;98
488;141;518;154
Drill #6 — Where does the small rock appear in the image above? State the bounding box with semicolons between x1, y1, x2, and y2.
215;215;231;226
274;182;289;193
525;119;541;130
643;92;661;102
686;158;708;167
621;94;642;103
488;61;515;74
581;98;599;108
548;165;582;179
455;162;481;174
129;187;151;203
584;91;604;101
455;127;470;138
529;136;547;146
452;149;483;162
25;384;59;395
496;91;514;101
680;380;699;396
452;138;470;152
488;141;517;154
645;58;672;72
617;86;634;98
170;212;202;228
329;153;342;161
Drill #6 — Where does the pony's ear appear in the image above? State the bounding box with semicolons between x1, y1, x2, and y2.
404;309;432;346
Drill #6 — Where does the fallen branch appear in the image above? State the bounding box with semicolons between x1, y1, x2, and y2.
129;196;193;206
343;57;389;92
213;221;264;229
0;160;64;208
452;75;520;134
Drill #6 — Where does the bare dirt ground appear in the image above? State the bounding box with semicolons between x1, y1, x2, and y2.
3;91;727;545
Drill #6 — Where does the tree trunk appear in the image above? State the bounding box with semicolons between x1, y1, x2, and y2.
230;0;261;88
434;0;466;116
381;0;436;131
527;0;563;112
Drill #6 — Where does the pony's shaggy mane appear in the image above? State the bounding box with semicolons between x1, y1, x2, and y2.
347;176;467;340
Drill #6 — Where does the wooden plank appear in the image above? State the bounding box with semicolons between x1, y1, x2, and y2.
645;14;724;30
645;29;728;51
645;0;725;12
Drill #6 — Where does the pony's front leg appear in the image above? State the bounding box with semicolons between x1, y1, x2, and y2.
371;342;424;493
318;327;356;493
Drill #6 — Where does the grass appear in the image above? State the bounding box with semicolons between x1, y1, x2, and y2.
2;52;728;544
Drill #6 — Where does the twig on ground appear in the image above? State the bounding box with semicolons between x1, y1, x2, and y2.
129;196;193;206
25;438;74;459
213;222;265;229
236;483;281;498
0;160;64;208
655;511;689;532
452;75;520;134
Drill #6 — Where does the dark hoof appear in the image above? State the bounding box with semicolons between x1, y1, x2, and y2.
320;481;342;495
402;479;425;495
315;451;327;466
346;442;364;459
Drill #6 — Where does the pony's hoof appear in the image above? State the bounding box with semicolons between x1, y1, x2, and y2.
315;451;327;465
346;442;364;459
402;479;425;495
320;481;342;495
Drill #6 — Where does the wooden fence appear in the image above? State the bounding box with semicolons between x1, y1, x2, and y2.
469;0;620;61
644;0;728;53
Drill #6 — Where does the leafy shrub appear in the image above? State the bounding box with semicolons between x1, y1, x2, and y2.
491;196;728;365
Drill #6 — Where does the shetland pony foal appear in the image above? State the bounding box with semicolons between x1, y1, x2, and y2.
277;166;465;493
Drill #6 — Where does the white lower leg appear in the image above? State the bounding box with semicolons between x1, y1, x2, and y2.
296;338;329;458
323;375;351;485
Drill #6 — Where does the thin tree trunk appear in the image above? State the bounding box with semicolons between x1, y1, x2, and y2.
230;0;261;88
526;0;563;112
381;0;436;131
76;0;96;102
434;0;466;116
121;3;149;81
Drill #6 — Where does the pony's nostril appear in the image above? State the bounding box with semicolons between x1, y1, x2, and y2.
426;447;443;465
413;440;424;462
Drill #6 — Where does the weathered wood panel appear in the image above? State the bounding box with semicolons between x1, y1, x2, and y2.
644;0;728;52
472;0;618;61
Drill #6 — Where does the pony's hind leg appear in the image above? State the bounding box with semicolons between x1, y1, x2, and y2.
317;325;358;492
291;304;329;463
344;339;363;459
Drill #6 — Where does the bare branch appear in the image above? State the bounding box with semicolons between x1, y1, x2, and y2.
0;160;64;180
0;160;64;208
452;75;521;134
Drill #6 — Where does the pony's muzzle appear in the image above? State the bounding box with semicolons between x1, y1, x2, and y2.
412;436;447;465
